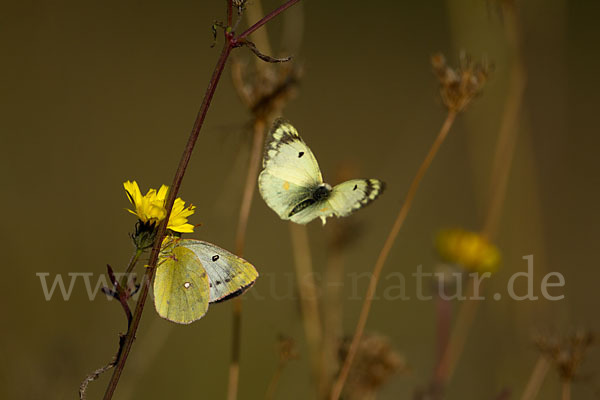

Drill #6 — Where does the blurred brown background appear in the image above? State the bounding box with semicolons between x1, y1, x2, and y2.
1;0;599;399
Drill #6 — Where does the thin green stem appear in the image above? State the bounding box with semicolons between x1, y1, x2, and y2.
121;248;143;288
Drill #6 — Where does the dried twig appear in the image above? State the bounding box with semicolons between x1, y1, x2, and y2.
226;2;302;397
331;110;458;400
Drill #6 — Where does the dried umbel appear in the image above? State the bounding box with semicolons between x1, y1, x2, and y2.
231;58;302;119
534;330;595;381
432;53;492;113
338;333;406;399
276;335;299;364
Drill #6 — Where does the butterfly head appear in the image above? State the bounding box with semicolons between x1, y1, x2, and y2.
313;183;332;201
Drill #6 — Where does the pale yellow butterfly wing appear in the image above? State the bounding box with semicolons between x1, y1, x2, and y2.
178;239;258;302
154;246;209;324
259;119;323;220
258;172;312;220
327;179;386;218
289;179;385;225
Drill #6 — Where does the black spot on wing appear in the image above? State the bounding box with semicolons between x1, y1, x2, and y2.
212;255;219;261
298;151;304;158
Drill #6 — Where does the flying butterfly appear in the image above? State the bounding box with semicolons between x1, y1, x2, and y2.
258;119;385;225
154;238;258;324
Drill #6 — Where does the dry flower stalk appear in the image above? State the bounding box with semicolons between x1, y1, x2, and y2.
227;9;302;399
331;52;489;400
266;336;299;400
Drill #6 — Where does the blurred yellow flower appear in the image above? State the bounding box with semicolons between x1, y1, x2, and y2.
123;180;195;233
436;228;500;273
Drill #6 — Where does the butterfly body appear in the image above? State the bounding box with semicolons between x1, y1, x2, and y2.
259;119;385;225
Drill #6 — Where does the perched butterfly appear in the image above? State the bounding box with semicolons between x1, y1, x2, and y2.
154;238;258;324
258;119;385;225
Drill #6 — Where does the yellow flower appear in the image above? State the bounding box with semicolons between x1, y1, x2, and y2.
435;228;500;273
123;180;195;233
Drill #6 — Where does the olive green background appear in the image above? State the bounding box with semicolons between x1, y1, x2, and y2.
2;0;599;399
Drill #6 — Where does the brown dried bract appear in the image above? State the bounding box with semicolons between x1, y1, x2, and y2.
231;57;302;120
338;333;407;399
534;329;595;381
276;334;299;364
432;52;492;113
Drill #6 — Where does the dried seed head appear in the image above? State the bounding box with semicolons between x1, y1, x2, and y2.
338;333;407;399
432;52;492;113
231;56;302;119
534;330;595;381
233;0;248;15
276;335;299;364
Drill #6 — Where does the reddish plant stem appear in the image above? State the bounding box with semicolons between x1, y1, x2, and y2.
433;279;479;384
227;0;233;27
238;0;301;40
101;1;301;398
435;294;452;373
227;298;243;400
102;40;233;400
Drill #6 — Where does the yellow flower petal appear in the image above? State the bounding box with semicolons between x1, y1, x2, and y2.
123;181;142;206
157;185;169;202
169;222;195;233
123;180;196;233
436;228;500;273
